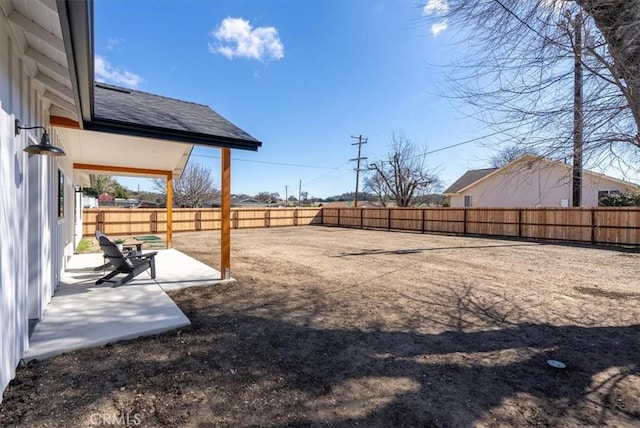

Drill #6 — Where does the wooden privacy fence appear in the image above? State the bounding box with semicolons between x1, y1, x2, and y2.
83;207;322;237
322;207;640;246
84;206;640;246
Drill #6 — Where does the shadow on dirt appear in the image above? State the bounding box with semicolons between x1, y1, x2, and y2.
2;284;639;427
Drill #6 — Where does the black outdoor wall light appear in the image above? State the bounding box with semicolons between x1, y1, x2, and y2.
15;119;66;156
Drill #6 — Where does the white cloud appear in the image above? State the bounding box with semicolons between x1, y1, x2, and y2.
423;0;449;15
431;20;448;36
94;55;143;88
209;17;284;61
106;38;124;51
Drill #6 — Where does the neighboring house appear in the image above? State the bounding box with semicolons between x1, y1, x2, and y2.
319;201;379;208
82;196;98;208
97;192;114;203
98;197;141;208
444;155;640;208
0;0;261;401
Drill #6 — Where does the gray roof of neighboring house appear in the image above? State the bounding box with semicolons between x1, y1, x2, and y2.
443;167;498;194
89;83;261;150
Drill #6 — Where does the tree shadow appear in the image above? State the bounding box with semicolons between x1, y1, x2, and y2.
1;284;639;427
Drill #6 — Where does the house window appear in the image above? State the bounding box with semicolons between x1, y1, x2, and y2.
58;169;64;218
598;190;620;198
464;195;473;207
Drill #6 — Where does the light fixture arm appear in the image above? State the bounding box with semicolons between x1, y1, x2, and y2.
15;119;47;136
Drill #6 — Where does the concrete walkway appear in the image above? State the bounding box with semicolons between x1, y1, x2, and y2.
26;249;231;361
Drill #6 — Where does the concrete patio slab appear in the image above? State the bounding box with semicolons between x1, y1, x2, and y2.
25;249;230;361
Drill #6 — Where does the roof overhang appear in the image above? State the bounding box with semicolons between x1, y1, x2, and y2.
56;0;93;124
56;0;261;152
51;0;262;188
84;118;262;151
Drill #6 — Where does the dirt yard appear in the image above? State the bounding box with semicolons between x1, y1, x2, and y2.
1;226;639;427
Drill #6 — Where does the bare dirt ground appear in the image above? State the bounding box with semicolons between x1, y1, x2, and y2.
1;226;639;427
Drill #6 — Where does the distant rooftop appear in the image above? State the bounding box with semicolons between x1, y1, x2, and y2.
443;168;498;194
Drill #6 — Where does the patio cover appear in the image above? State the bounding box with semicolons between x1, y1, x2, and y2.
53;0;262;277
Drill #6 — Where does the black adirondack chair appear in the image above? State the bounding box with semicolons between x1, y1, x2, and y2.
95;232;158;287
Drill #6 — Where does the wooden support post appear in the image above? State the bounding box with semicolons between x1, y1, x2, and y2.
265;209;270;227
421;209;426;234
221;148;231;279
337;209;341;226
293;209;298;226
320;207;324;225
360;208;364;229
388;208;392;231
591;208;597;244
166;172;173;248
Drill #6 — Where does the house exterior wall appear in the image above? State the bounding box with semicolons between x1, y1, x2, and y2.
449;161;635;208
0;21;76;401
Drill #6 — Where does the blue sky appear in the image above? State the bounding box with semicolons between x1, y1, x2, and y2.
94;0;498;198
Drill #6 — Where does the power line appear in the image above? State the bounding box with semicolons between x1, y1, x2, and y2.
406;123;533;162
303;160;352;186
191;153;347;170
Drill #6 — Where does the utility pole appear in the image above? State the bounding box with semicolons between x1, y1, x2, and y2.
298;179;302;206
350;135;368;207
572;11;583;207
284;185;288;207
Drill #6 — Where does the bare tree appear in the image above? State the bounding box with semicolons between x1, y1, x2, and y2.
366;134;442;207
152;162;219;207
576;0;640;135
255;192;280;203
423;1;640;172
489;144;535;168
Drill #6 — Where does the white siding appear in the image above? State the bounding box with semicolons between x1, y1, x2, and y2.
0;20;75;401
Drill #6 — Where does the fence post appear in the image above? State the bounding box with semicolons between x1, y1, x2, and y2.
518;209;523;238
195;211;202;231
591;208;596;244
421;208;426;233
337;209;341;226
320;207;324;225
150;211;157;233
388;208;392;231
294;209;299;226
232;210;239;229
265;209;270;228
463;208;468;235
97;210;105;233
360;208;364;229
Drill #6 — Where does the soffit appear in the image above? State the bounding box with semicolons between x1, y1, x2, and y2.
3;0;76;117
57;127;193;179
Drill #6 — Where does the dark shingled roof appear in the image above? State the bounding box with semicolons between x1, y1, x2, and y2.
443;167;498;194
90;83;261;150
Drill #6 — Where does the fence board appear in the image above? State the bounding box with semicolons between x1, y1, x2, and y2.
83;206;640;246
324;207;640;246
83;207;322;236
